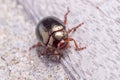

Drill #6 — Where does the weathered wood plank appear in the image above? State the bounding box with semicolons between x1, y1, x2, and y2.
17;0;120;80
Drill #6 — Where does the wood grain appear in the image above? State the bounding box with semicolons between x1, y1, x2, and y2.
17;0;120;80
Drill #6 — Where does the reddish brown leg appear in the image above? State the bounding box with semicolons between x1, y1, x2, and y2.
64;7;70;25
68;22;84;34
29;42;42;50
57;41;71;50
66;38;86;51
51;49;62;63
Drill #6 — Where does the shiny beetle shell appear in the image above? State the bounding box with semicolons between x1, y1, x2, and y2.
36;16;68;48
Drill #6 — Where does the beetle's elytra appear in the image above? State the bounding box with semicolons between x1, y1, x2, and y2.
30;8;86;62
36;16;68;48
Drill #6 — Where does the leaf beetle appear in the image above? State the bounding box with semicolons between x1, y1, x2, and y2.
30;8;86;62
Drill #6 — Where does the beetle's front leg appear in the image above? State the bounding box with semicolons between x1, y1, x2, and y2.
64;7;70;25
68;22;84;34
65;38;86;51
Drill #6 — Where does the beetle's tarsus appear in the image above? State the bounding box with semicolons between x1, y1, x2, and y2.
75;47;86;51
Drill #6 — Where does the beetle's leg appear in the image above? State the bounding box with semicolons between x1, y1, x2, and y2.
57;42;67;49
52;49;62;56
29;42;42;50
66;38;86;51
58;55;62;63
37;47;51;57
57;41;71;50
51;49;62;63
64;7;70;25
68;22;84;34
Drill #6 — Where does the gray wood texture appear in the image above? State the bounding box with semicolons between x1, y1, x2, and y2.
0;0;120;80
17;0;120;80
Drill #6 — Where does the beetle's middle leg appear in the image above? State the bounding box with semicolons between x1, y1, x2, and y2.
29;42;42;50
57;41;71;50
68;22;84;34
65;37;86;51
64;7;70;25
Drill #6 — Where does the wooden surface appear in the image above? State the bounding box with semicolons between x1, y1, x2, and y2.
0;0;120;80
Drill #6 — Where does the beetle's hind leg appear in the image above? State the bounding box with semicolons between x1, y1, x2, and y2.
29;42;42;50
64;7;70;25
68;22;84;34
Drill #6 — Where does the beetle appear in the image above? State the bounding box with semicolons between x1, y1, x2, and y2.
30;8;86;62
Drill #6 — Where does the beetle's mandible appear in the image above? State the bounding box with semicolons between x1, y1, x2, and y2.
30;8;86;62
